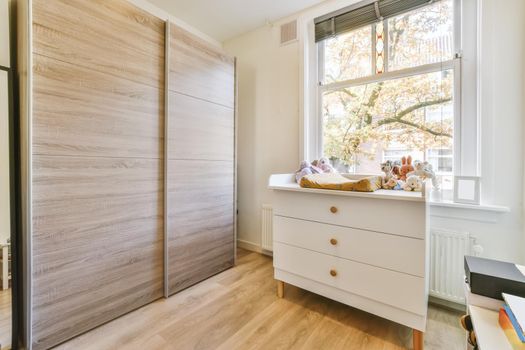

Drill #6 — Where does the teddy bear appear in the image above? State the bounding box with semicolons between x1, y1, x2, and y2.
399;155;414;181
408;160;440;190
317;157;336;173
403;175;423;192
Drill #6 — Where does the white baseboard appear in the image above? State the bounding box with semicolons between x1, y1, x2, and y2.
429;295;466;312
237;239;272;256
237;239;262;253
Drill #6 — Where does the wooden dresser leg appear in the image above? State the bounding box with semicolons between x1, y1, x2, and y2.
413;329;423;350
277;280;284;298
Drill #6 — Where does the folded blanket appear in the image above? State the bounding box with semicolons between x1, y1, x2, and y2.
300;173;382;192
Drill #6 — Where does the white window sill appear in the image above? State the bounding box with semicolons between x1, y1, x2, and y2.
429;199;510;223
429;200;510;213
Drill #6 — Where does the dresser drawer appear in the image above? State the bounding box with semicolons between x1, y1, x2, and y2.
273;216;425;277
273;242;427;316
273;191;426;239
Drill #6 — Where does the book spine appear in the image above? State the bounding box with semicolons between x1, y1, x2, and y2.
505;305;525;343
499;308;525;350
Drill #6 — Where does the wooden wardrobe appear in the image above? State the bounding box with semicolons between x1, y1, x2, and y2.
18;0;236;349
166;25;235;295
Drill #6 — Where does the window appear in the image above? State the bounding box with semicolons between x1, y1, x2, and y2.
317;0;457;189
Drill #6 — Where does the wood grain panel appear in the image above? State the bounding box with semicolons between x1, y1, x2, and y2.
167;160;234;294
33;54;164;158
168;91;234;160
31;1;165;348
32;0;165;87
31;155;163;350
169;24;235;107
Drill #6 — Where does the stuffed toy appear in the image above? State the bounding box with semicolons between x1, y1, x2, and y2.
382;177;403;190
295;160;324;182
310;160;323;173
391;160;401;178
317;157;336;173
380;160;394;182
295;161;313;182
403;175;423;192
310;162;323;174
395;180;405;190
408;160;440;190
399;156;414;181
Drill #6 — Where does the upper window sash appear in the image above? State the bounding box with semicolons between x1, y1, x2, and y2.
319;59;457;92
314;0;444;43
318;0;458;86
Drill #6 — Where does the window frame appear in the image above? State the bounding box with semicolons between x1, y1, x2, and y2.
314;0;463;176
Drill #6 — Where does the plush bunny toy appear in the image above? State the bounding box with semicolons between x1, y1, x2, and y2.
399;155;414;181
403;175;423;192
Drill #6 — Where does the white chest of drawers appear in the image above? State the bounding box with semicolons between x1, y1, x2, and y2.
269;174;429;350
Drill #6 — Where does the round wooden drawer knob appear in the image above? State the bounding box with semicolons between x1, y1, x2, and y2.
330;269;337;277
330;206;338;214
330;238;338;246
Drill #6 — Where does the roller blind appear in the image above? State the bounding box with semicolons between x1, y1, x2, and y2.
315;0;435;42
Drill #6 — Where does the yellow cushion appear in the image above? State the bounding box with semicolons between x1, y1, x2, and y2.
300;173;382;192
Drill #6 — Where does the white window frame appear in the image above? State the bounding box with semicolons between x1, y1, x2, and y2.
316;2;461;174
426;148;454;175
301;0;479;178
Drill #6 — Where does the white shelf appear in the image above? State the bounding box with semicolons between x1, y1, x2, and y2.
469;305;512;350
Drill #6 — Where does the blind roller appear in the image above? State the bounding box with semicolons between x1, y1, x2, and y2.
315;0;435;42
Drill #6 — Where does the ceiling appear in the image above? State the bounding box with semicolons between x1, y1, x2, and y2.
147;0;327;42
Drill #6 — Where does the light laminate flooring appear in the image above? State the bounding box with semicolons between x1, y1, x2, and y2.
56;249;465;350
0;289;11;350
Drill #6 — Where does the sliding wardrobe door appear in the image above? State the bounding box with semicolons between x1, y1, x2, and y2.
31;0;165;348
167;24;235;294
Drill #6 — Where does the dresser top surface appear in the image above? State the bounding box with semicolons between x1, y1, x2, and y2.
269;174;427;203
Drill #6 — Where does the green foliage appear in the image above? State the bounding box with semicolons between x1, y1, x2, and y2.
321;0;454;166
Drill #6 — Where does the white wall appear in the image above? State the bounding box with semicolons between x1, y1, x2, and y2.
224;0;525;263
131;0;222;47
224;27;301;247
424;0;525;264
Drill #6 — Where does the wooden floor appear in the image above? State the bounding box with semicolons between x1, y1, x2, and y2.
57;249;465;350
0;289;11;350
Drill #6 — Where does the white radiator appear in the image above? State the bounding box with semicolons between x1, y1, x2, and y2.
261;205;273;251
430;228;474;304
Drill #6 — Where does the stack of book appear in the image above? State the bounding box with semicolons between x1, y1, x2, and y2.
499;293;525;349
